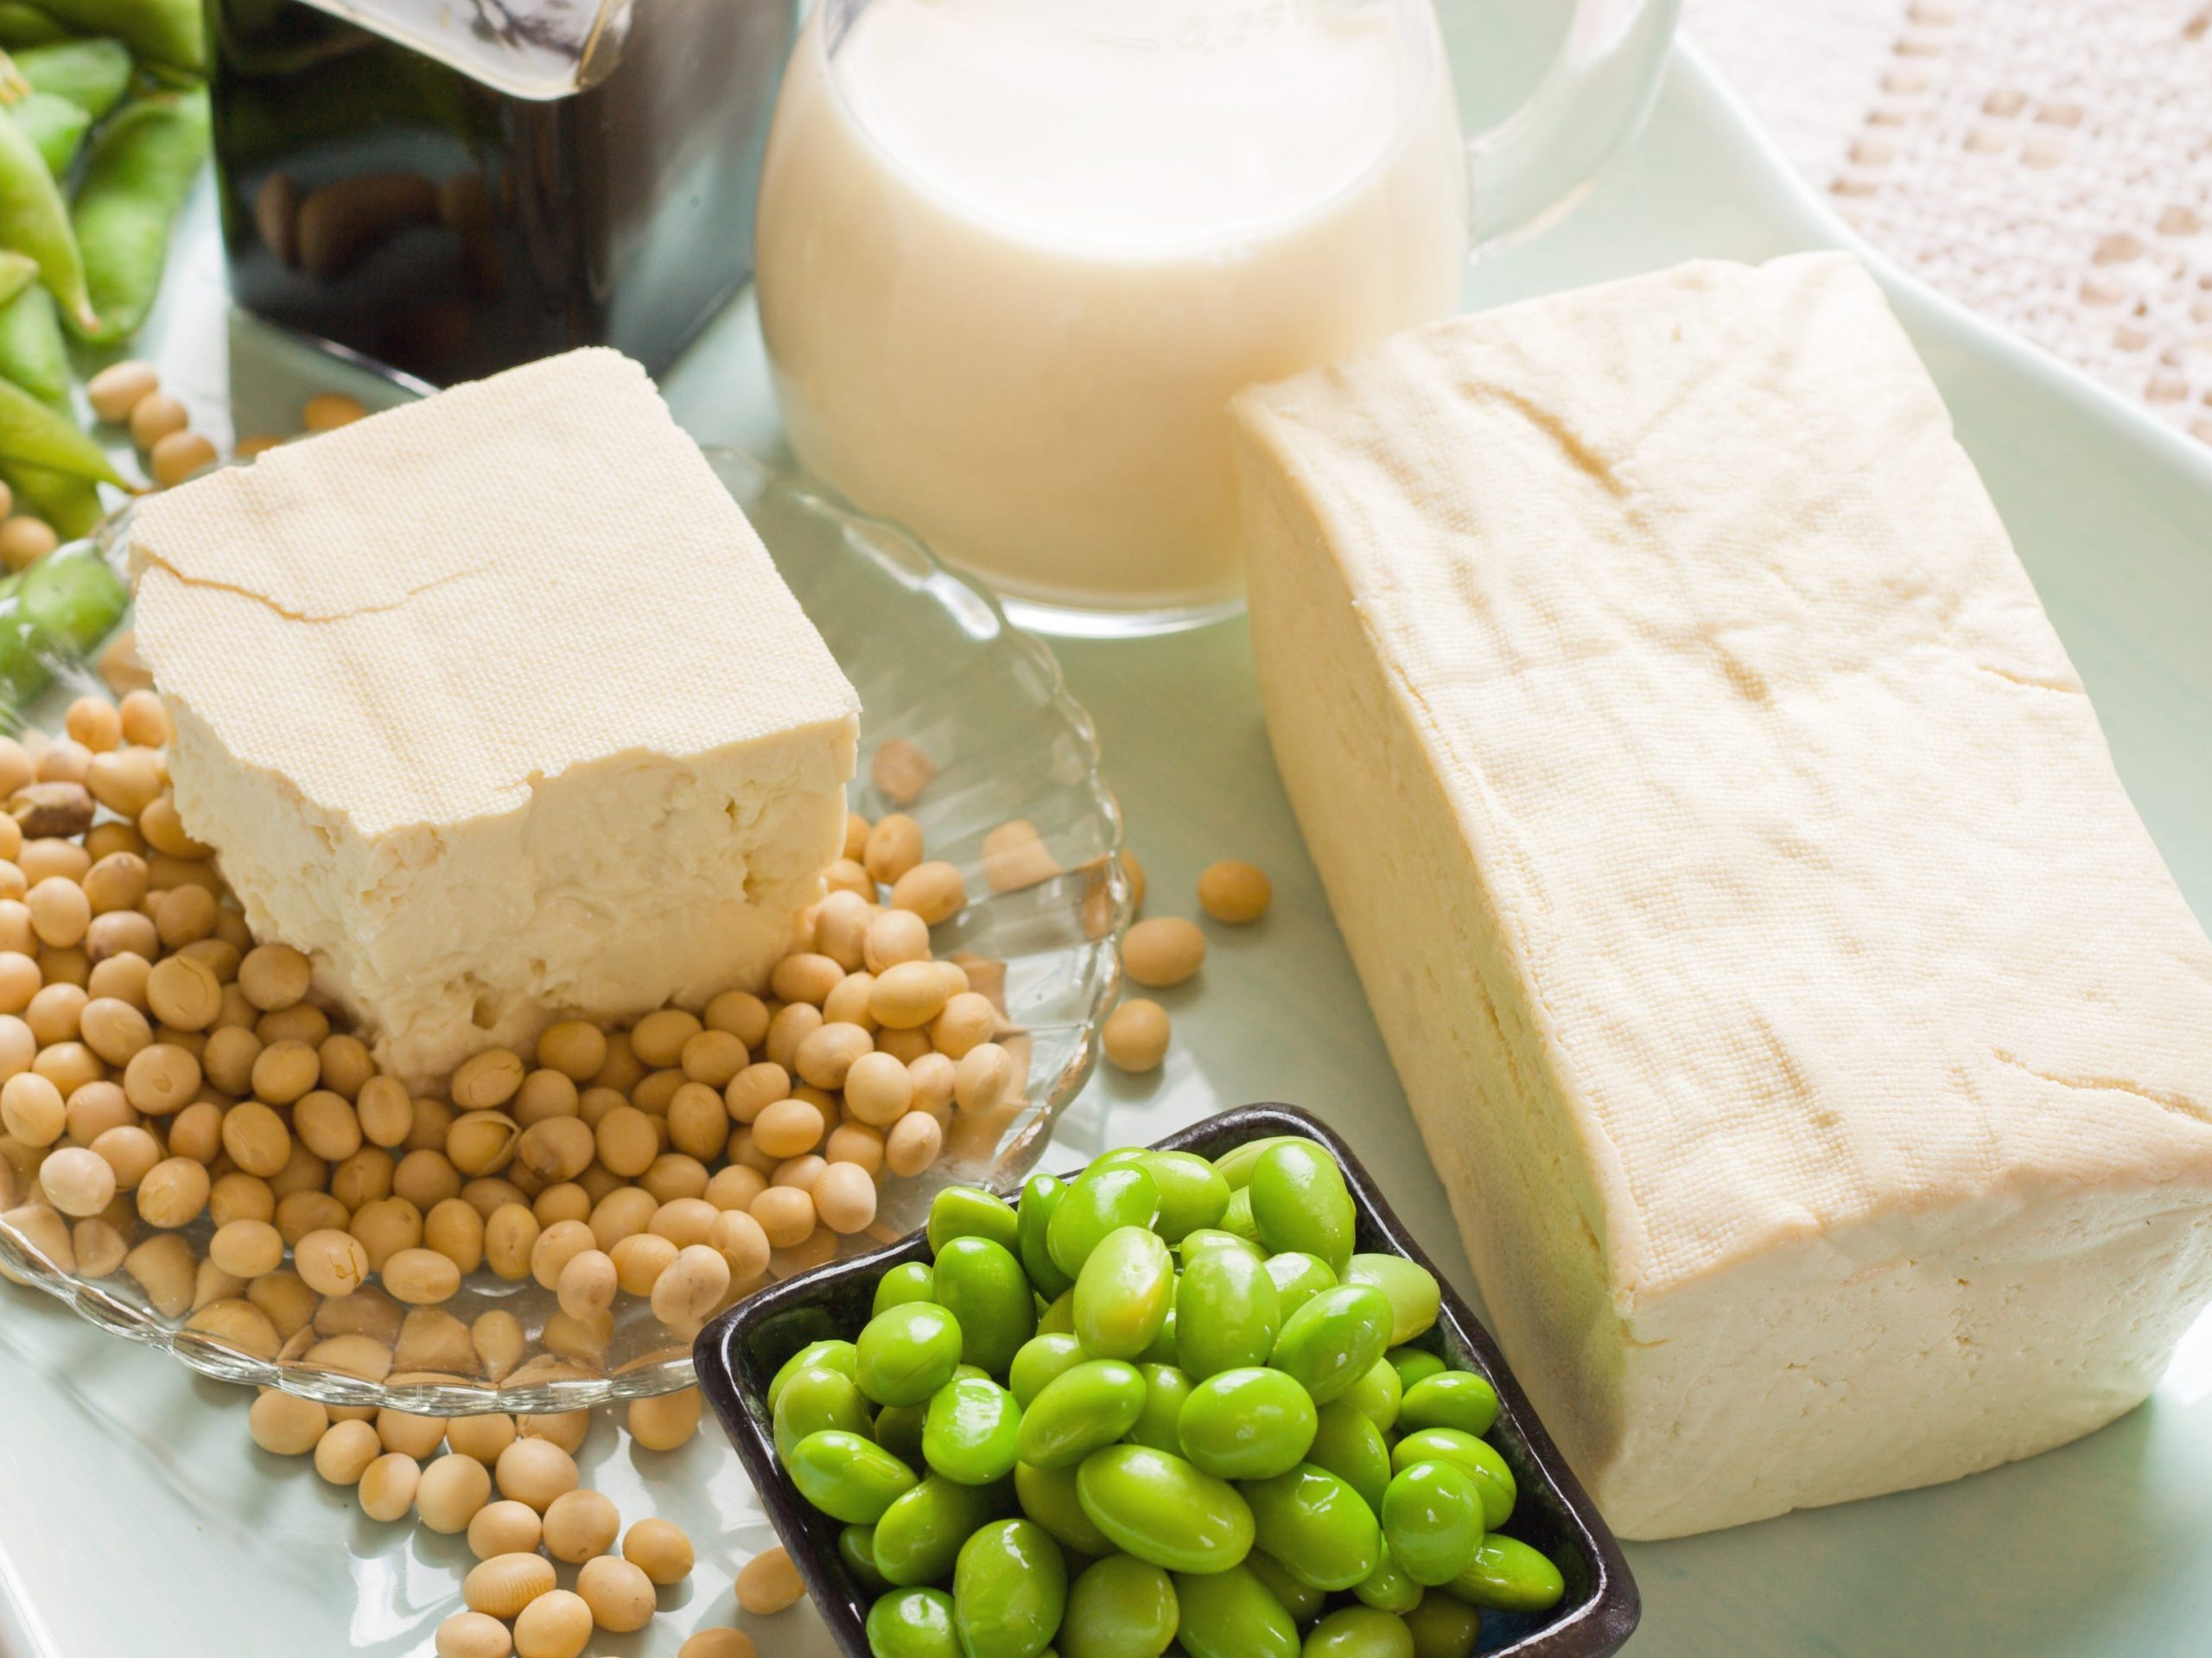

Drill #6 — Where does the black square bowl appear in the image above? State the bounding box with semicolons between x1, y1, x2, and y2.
695;1103;1640;1656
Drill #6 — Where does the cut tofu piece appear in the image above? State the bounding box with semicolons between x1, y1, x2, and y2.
130;348;859;1089
1233;252;2212;1540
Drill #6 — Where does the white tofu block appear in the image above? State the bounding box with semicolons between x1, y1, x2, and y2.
130;349;859;1088
1233;253;2212;1539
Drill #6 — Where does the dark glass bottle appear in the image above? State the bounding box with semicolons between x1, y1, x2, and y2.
209;0;793;384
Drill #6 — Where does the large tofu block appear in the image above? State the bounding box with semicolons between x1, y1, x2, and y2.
1233;253;2212;1539
130;349;860;1088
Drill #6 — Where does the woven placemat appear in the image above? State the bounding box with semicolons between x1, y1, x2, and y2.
1685;0;2212;448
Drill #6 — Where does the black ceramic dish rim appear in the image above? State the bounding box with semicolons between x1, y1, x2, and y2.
696;1102;1642;1657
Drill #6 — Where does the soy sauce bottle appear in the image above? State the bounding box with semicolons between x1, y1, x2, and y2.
209;0;793;384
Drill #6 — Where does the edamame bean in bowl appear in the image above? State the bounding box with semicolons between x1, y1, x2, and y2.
697;1104;1640;1658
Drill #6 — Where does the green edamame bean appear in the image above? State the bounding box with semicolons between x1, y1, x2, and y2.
1262;1252;1337;1320
924;1375;1023;1485
1128;1363;1192;1455
1301;1606;1414;1658
770;1339;857;1410
1342;1256;1440;1345
1270;1285;1394;1404
1244;1464;1381;1592
29;0;203;72
1379;1461;1482;1587
875;1403;927;1464
0;95;93;334
1010;1333;1086;1409
1211;1136;1307;1191
1175;1368;1316;1481
16;38;131;118
1386;1349;1448;1393
1047;1164;1159;1278
875;1261;938;1316
1389;1431;1515;1530
1177;1229;1264;1266
1084;1147;1152;1174
1173;1246;1279;1380
1074;1225;1173;1360
931;1185;1022;1257
1354;1554;1423;1616
1018;1359;1146;1470
1014;1460;1116;1557
842;1523;893;1593
789;1428;919;1524
954;1518;1067;1658
1059;1554;1178;1658
1141;1152;1229;1243
1019;1173;1075;1299
936;1235;1039;1374
1140;1306;1179;1364
1342;1358;1402;1435
774;1363;874;1461
1443;1536;1563;1614
1246;1551;1325;1623
875;1473;1009;1586
1402;1592;1480;1658
857;1302;966;1407
0;6;70;48
13;93;87;178
1218;1186;1260;1243
1248;1144;1357;1274
1074;1445;1255;1575
1038;1288;1075;1336
1396;1374;1499;1439
1306;1401;1392;1515
1170;1566;1300;1658
69;87;212;345
868;1586;962;1658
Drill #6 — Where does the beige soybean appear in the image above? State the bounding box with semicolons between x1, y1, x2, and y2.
315;1419;383;1484
626;1387;701;1452
435;1610;513;1658
953;1042;1014;1113
577;1554;656;1633
514;1589;593;1658
649;1242;730;1327
1198;859;1273;923
929;992;997;1060
383;1246;461;1305
814;1162;877;1235
556;1248;617;1318
210;1217;283;1277
296;1228;370;1297
40;1146;115;1216
376;1407;448;1461
1103;998;1172;1072
624;1516;695;1585
612;1231;677;1296
518;1409;589;1454
536;1019;607;1082
495;1437;578;1512
416;1451;493;1533
465;1552;557;1618
1122;916;1205;988
735;1546;804;1614
862;813;923;883
447;1412;517;1463
237;943;311;1011
750;1184;816;1249
248;1388;329;1456
358;1451;421;1520
136;1155;211;1227
794;1020;871;1090
543;1487;620;1563
467;1498;542;1560
885;1109;944;1177
889;861;966;924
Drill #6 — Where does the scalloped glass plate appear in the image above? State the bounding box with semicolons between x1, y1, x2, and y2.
0;446;1129;1413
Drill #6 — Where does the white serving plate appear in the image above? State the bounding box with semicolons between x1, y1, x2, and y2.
3;27;2209;1658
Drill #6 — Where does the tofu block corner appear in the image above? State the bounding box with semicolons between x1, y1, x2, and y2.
126;348;861;1089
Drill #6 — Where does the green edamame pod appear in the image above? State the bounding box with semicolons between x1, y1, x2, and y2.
0;279;68;406
0;250;31;308
1441;1536;1564;1614
68;87;211;345
0;371;118;481
0;102;93;332
1170;1566;1299;1658
0;7;69;49
24;0;202;73
15;38;130;118
10;92;83;178
0;462;100;537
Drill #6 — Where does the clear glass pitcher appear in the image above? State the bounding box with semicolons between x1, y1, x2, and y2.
756;0;1680;636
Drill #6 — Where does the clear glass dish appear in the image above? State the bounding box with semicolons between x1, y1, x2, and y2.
0;447;1130;1413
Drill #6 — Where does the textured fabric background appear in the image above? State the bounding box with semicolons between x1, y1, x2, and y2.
1685;0;2212;448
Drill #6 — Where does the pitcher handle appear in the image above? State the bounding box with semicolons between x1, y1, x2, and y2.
1463;0;1682;251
